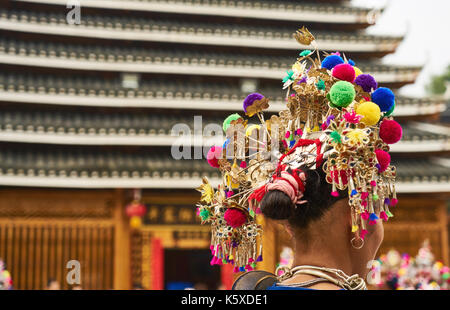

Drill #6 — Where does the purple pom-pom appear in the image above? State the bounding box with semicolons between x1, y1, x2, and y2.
354;74;378;93
243;93;264;113
297;76;307;84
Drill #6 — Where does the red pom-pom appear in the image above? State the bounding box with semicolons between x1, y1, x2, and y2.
379;119;402;144
332;63;356;83
375;149;391;172
207;146;223;168
224;208;247;228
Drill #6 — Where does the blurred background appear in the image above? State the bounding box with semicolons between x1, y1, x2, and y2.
0;0;448;290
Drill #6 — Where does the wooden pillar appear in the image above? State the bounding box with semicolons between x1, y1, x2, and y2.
113;188;131;290
438;201;449;266
257;217;278;274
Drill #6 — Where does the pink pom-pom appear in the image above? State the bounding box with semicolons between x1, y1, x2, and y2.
380;211;388;221
375;149;391;172
390;198;398;206
246;264;253;271
233;266;240;273
224;208;247;228
248;258;254;263
226;191;234;198
331;191;339;197
360;229;368;240
332;63;356;83
361;211;370;221
361;200;368;207
379;119;402;144
285;131;291;139
240;161;247;168
210;256;217;266
207;146;223;168
361;192;369;200
370;180;377;187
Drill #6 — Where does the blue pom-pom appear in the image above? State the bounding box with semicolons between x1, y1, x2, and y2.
348;59;355;66
239;266;246;272
289;140;296;147
351;189;357;196
321;55;344;70
369;213;379;221
223;138;230;149
371;87;395;112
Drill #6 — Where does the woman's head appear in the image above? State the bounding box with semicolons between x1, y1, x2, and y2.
260;164;384;277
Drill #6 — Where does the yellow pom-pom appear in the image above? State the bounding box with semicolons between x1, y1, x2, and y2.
351;225;359;233
356;101;380;126
353;66;363;77
245;124;261;137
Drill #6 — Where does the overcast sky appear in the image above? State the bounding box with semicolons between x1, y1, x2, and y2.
351;0;450;97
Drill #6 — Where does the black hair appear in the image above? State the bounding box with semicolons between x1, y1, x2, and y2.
260;164;348;229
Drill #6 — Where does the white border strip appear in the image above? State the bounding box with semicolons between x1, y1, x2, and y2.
13;0;371;24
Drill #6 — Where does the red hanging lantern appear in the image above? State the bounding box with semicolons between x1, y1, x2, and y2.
126;200;147;228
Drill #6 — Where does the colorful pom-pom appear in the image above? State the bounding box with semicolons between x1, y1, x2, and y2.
239;266;246;272
390;198;398;206
299;50;311;57
240;161;247;168
361;192;369;200
321;55;344;70
256;255;263;262
385;101;395;116
379;119;402;144
355;101;381;126
332;63;356;83
348;59;355;66
360;229;368;240
328;81;356;108
375;149;391;172
223;113;242;132
200;208;211;221
243;93;264;113
331;191;339;197
245;124;261;137
371;87;395;112
351;189;358;196
316;78;326;90
354;74;378;93
207;146;223;168
380;211;389;221
224;208;247;228
233;266;240;273
353;66;363;77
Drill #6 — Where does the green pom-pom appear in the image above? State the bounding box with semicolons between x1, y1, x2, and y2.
200;208;210;221
386;210;394;218
249;209;255;217
316;79;325;90
330;130;342;144
251;262;257;268
222;258;227;264
328;81;356;108
385;101;395;116
223;113;242;132
299;50;311;57
443;273;450;280
372;194;379;201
